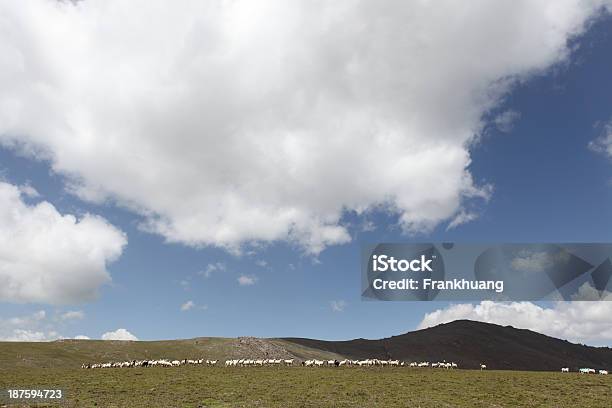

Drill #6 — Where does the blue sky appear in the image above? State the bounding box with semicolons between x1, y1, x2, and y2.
1;1;612;345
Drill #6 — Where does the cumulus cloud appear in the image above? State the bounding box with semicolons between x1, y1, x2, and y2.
589;119;612;158
418;298;612;345
0;182;126;304
1;309;94;341
360;220;377;232
446;211;479;230
0;1;607;254
493;110;521;133
180;300;207;311
199;262;226;278
237;274;258;286
101;328;138;341
18;183;39;198
74;335;90;340
180;300;195;311
0;310;59;341
1;329;50;342
570;282;612;301
330;300;347;312
7;310;46;326
511;251;555;273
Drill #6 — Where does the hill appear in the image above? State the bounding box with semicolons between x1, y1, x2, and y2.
0;336;343;369
282;320;612;371
1;320;610;371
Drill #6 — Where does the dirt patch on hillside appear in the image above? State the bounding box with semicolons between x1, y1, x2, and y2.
225;337;295;359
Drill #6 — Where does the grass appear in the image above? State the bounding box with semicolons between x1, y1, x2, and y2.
0;338;235;369
0;339;343;370
0;340;610;407
1;366;611;407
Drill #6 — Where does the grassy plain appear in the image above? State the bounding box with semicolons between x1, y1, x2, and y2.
1;366;611;408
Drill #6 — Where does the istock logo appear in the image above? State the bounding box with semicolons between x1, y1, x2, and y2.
372;254;434;272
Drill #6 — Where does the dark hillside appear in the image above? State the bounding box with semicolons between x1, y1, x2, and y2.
2;320;610;371
283;320;612;371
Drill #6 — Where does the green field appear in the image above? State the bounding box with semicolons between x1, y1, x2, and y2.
1;339;611;407
0;339;344;370
1;366;611;407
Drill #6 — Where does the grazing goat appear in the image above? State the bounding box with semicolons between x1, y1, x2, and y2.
84;356;474;371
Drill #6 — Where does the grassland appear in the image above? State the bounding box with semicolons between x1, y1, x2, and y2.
0;338;343;370
1;336;611;407
1;365;611;407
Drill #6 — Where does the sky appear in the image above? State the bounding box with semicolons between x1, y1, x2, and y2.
1;0;612;345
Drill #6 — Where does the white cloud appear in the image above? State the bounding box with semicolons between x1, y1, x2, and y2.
74;335;90;340
511;251;555;273
0;310;60;342
199;262;226;278
1;329;50;342
360;220;377;232
570;282;612;301
180;300;195;311
418;297;612;345
255;260;268;268
180;300;208;311
1;309;95;341
330;300;347;312
238;274;258;286
59;310;85;321
18;183;40;198
0;182;127;304
493;110;521;133
446;210;479;230
0;1;607;254
589;119;612;158
101;328;138;341
7;310;46;326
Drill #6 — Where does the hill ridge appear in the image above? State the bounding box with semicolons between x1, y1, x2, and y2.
282;319;612;370
2;320;611;371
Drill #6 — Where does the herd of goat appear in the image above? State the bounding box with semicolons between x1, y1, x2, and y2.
81;358;462;369
571;367;609;375
81;358;610;373
81;358;459;369
300;359;458;368
82;359;218;368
